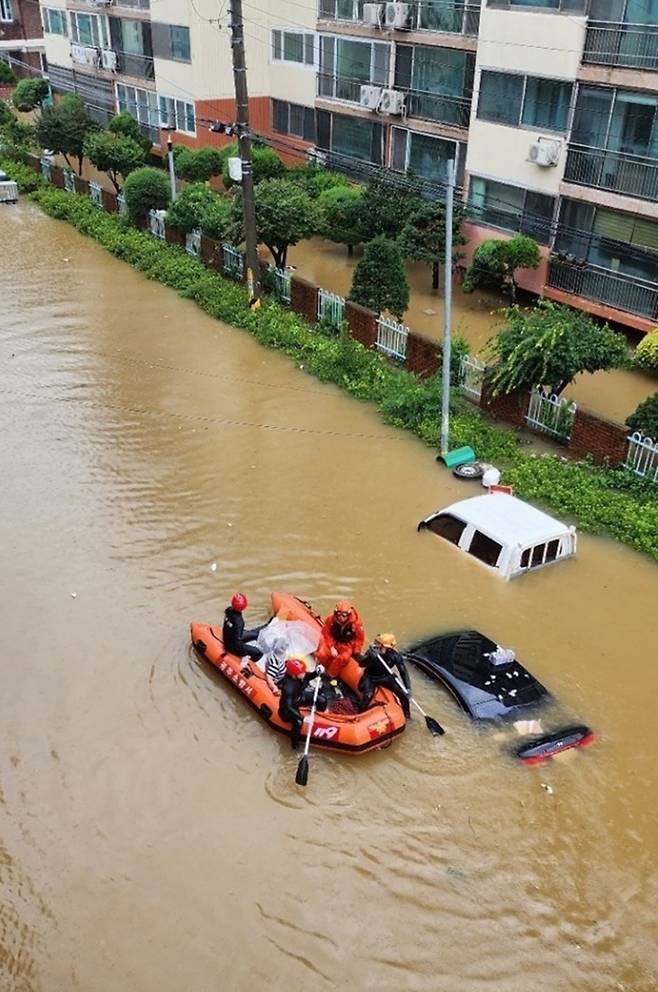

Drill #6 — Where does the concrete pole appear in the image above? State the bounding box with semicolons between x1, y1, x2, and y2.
167;136;177;202
440;159;456;456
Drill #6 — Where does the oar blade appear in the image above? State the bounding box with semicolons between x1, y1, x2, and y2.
425;715;445;736
295;755;309;787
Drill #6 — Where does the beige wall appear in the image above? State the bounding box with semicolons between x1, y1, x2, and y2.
40;0;72;69
476;8;586;80
467;119;567;193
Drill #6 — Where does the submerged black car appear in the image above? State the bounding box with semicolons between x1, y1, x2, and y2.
407;630;594;764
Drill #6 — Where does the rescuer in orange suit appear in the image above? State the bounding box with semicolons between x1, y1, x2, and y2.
316;601;365;679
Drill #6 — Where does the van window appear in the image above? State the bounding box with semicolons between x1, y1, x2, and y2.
468;530;503;567
427;513;467;546
531;544;545;567
545;539;560;562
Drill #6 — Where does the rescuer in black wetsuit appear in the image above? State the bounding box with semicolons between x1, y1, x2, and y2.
222;592;263;668
358;633;411;718
278;658;327;749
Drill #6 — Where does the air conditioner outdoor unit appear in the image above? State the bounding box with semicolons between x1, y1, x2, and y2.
360;84;383;110
527;140;561;167
378;87;405;115
363;3;383;26
384;2;410;28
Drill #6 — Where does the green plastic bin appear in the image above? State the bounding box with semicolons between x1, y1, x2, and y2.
437;446;476;468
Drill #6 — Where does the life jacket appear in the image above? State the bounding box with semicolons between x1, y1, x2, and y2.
330;618;356;644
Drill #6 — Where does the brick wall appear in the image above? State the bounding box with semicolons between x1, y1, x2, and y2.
569;408;629;466
102;189;118;213
1;0;43;41
480;380;529;428
290;276;318;325
164;222;184;248
406;331;440;378
74;176;89;196
50;164;64;189
346;300;377;349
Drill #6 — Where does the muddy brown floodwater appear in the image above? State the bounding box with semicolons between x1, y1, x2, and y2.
1;201;658;992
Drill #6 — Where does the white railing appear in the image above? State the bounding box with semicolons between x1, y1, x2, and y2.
40;157;51;181
185;228;201;257
89;180;103;208
317;288;345;329
222;243;244;280
376;314;408;360
525;390;577;441
63;169;76;193
117;192;128;217
624;432;658;483
459;354;486;401
149;208;166;239
270;266;291;305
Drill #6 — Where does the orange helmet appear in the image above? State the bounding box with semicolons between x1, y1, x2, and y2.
285;657;306;677
333;601;353;620
375;633;397;650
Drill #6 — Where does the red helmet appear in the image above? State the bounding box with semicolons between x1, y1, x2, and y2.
231;592;248;611
334;601;353;620
286;657;306;677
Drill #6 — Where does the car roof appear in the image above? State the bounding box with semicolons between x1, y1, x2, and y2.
427;493;572;547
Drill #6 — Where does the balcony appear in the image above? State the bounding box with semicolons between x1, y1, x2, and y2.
564;144;658;202
317;0;480;36
70;43;154;79
318;72;366;103
547;258;658;321
406;89;471;128
583;22;658;71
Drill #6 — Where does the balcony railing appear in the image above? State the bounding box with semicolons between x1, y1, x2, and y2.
116;51;155;80
406;89;471;128
318;72;366;103
564;144;658;202
583;22;658;71
318;0;480;35
547;259;658;321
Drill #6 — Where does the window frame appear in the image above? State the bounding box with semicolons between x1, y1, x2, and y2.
477;68;573;134
318;33;391;103
317;109;384;166
0;0;12;24
116;82;158;128
42;7;68;36
70;11;110;49
390;126;462;182
271;28;316;67
467;174;557;244
158;94;196;135
272;98;317;141
168;24;191;62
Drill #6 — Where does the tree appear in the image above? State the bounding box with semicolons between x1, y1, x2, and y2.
232;177;318;268
626;393;658;438
82;129;145;192
167;182;220;234
0;60;16;85
0;98;12;128
462;235;541;300
634;328;658;371
349;235;410;319
12;77;49;112
35;94;96;174
485;300;628;397
222;143;286;188
358;174;423;242
318;185;364;256
398;200;467;290
108;111;152;156
122;166;171;219
175;146;224;182
290;164;350;198
200;195;233;241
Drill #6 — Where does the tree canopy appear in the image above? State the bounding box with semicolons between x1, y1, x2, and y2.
398;200;467;289
234;177;319;268
349;235;410;320
122;166;171;218
174;145;224;182
35;94;96;173
626;393;658;438
0;59;16;85
82;129;145;192
317;185;364;255
485;300;628;397
108;111;152;155
358;174;423;241
167;182;222;235
222;144;285;188
462;235;541;299
634;328;658;371
12;77;49;111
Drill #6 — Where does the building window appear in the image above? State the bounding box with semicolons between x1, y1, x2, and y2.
318;35;390;103
556;199;658;277
316;109;383;165
391;127;461;183
42;7;68;35
116;82;158;127
272;30;315;65
572;86;658;156
468;176;556;243
272;99;316;141
489;0;586;11
159;95;195;134
318;0;364;20
394;45;474;127
478;70;572;132
169;25;191;61
0;0;12;23
70;12;110;49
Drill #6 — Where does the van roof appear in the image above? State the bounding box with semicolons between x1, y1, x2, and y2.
434;493;572;548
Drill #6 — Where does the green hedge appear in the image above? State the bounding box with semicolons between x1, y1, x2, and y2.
24;181;658;561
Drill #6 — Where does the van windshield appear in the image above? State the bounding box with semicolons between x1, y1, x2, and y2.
427;513;467;546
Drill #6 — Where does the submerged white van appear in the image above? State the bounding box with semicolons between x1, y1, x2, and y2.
418;493;577;580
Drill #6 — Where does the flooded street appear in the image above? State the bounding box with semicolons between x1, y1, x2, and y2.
1;201;658;992
289;238;657;427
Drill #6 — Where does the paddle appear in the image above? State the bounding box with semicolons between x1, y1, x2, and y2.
375;651;445;737
295;672;322;787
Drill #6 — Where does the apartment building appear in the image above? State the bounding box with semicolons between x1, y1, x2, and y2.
1;0;45;79
36;0;658;331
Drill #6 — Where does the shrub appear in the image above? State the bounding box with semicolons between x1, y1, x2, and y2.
626;393;658;438
317;185;363;255
0;98;13;128
167;182;220;235
349;235;410;319
175;145;224;182
462;236;540;300
222;143;286;188
83;129;145;192
200;195;234;241
122;166;171;218
236;177;319;268
0;156;42;191
290;165;350;198
108;111;152;156
0;60;16;85
12;77;49;112
634;329;658;372
358;174;423;241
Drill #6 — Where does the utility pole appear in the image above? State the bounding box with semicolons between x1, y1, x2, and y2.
166;135;177;202
440;159;456;456
229;0;260;302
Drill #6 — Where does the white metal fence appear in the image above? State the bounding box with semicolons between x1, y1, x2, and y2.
63;169;76;194
624;432;658;483
270;266;291;305
40;157;51;181
222;243;244;281
525;390;577;441
89;180;103;208
185;228;201;257
117;192;128;217
459;354;486;401
317;288;345;329
376;315;408;360
149;208;166;239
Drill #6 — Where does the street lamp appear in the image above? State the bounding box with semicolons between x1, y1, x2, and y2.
161;126;177;202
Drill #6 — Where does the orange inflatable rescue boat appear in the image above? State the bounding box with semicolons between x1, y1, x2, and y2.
190;592;407;753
